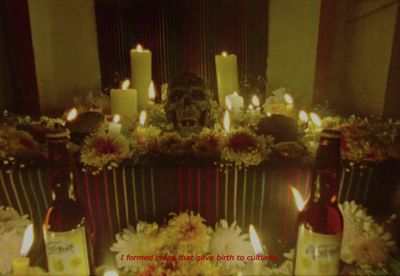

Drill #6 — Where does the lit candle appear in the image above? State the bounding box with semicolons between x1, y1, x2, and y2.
298;110;309;123
139;110;147;128
215;51;239;107
223;110;230;133
225;92;244;113
298;110;310;132
108;114;122;135
290;186;305;211
248;104;255;114
284;94;294;116
310;112;322;130
249;225;264;275
13;224;33;275
131;44;152;112
148;81;156;106
110;79;138;118
252;95;261;113
67;108;78;122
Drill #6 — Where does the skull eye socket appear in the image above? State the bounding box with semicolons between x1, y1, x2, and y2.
191;89;205;100
170;89;184;102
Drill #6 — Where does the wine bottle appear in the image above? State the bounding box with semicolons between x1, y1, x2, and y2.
43;128;94;275
294;129;344;276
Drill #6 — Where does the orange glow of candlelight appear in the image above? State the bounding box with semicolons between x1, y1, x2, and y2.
222;51;228;57
139;110;147;127
20;224;34;257
299;110;309;122
291;186;305;211
67;108;78;121
113;114;120;124
223;110;230;133
252;95;260;107
148;81;156;101
310;112;322;128
121;79;130;90
249;225;264;255
136;44;143;52
284;94;293;105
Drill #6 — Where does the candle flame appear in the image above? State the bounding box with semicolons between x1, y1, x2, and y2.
139;110;147;127
249;225;264;255
299;110;309;122
225;97;232;111
148;81;156;100
291;186;305;211
103;270;119;276
223;110;230;133
222;51;228;57
113;114;120;124
251;95;260;107
20;224;34;257
67;108;78;121
284;94;294;105
310;112;322;128
136;44;143;52
248;104;254;111
121;79;130;90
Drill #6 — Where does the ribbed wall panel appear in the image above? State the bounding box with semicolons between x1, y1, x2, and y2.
95;0;269;100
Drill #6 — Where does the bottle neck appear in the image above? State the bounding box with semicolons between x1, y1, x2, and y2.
47;136;76;202
310;136;341;204
50;170;76;202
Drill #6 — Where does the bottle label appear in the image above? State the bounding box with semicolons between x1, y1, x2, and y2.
44;226;90;275
295;225;341;276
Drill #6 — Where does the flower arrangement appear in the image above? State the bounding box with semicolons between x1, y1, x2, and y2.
0;124;39;163
277;201;400;276
80;132;132;172
339;201;399;275
263;87;294;118
221;128;272;168
321;116;400;162
0;206;31;275
1;89;400;170
111;212;255;275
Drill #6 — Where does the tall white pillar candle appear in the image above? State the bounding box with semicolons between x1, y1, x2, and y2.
110;80;137;118
215;51;239;108
130;44;152;111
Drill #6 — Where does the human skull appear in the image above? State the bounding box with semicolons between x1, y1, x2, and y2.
165;72;212;134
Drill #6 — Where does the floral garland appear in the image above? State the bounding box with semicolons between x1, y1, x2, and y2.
0;88;400;170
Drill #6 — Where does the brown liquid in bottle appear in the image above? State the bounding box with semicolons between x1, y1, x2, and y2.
43;128;94;275
294;130;344;276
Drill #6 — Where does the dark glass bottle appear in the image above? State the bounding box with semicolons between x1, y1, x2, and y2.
294;129;344;276
43;128;94;275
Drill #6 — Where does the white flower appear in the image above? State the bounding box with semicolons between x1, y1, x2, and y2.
210;220;253;273
0;206;30;274
110;222;160;273
339;201;396;266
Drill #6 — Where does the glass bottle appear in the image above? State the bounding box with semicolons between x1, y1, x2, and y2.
43;128;94;275
294;129;343;276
